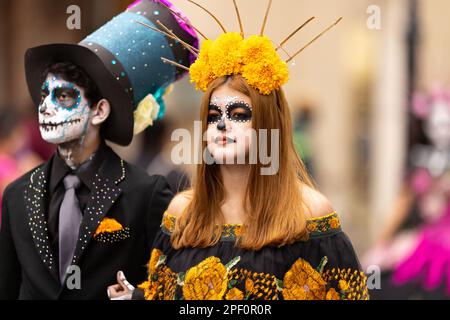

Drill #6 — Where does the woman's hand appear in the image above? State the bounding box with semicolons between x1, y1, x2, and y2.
107;271;135;300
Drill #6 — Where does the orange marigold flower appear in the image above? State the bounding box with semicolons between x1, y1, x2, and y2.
234;225;243;237
326;288;341;300
282;258;327;300
329;217;340;229
147;249;163;274
162;213;175;232
189;33;289;95
225;288;244;300
190;39;214;91
183;256;228;300
138;280;159;300
208;32;243;77
308;222;319;232
245;278;254;294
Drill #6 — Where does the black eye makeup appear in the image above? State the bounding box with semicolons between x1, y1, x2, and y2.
40;89;49;104
207;101;253;124
40;82;49;104
51;87;81;109
226;102;252;122
207;104;223;124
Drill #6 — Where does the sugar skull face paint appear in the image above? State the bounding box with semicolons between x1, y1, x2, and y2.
206;86;254;164
38;73;93;144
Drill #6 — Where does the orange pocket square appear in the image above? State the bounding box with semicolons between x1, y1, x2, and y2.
94;218;130;243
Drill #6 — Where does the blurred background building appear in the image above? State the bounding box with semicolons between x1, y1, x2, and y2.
1;0;450;266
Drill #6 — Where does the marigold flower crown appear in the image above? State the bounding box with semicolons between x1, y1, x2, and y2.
138;0;342;95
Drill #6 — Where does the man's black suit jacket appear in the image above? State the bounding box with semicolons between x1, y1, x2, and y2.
0;146;173;299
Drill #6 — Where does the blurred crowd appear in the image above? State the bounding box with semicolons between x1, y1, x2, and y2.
0;108;50;218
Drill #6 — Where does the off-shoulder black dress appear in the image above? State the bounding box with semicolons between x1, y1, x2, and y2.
135;211;369;300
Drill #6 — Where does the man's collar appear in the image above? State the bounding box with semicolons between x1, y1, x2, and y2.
75;142;108;190
49;152;71;193
49;141;109;193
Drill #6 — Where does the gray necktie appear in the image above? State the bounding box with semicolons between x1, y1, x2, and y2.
59;174;82;284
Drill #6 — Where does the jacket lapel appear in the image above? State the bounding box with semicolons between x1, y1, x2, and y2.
72;149;125;266
24;161;57;277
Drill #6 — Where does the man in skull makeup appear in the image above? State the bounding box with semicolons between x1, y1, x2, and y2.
0;0;198;299
39;66;98;149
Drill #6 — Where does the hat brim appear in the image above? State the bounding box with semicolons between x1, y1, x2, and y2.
25;43;133;146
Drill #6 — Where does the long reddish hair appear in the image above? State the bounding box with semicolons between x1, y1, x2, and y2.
171;75;315;250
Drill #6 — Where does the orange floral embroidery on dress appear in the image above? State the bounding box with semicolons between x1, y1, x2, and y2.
141;252;369;300
322;267;370;300
225;287;244;300
161;212;176;233
283;258;328;300
147;212;369;300
325;288;341;300
183;257;229;300
282;257;369;300
162;211;342;240
140;248;177;300
306;212;341;237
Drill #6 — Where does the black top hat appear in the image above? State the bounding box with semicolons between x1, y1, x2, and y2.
25;0;199;146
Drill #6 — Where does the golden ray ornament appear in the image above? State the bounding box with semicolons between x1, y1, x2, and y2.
139;0;343;95
260;0;272;36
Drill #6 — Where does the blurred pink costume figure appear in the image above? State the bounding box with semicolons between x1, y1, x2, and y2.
392;87;450;295
0;111;41;222
0;156;19;220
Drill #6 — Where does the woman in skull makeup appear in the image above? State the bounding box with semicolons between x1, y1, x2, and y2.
108;0;369;300
109;73;369;301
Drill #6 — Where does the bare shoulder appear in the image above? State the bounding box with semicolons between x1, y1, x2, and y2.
166;189;194;218
300;184;335;219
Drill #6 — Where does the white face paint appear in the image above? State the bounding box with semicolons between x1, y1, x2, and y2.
38;73;93;145
206;85;253;164
425;100;450;150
